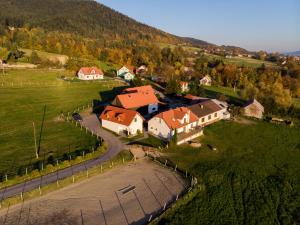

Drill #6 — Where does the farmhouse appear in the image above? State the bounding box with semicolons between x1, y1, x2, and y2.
112;85;159;114
242;99;264;119
188;99;230;126
77;67;104;80
148;107;202;145
117;65;135;81
180;81;189;93
100;105;144;136
199;75;212;86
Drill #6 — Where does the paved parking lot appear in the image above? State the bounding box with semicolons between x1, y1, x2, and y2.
0;158;187;225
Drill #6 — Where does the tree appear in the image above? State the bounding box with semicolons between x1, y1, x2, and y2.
166;77;180;95
99;49;109;61
30;50;41;64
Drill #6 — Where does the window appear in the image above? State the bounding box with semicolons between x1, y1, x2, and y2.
208;115;212;120
134;118;137;122
201;118;205;122
214;113;217;118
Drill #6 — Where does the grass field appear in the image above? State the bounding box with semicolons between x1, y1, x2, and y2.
156;120;300;225
0;69;125;177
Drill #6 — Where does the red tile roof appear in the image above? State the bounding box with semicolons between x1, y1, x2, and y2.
155;107;199;129
79;67;103;75
115;85;159;109
100;106;143;126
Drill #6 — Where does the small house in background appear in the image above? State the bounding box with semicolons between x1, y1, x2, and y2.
199;75;212;86
117;65;135;81
180;81;189;93
136;65;148;74
242;99;264;119
100;105;144;136
148;107;202;145
77;67;104;80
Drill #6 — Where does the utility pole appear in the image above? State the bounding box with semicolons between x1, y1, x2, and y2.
32;121;39;159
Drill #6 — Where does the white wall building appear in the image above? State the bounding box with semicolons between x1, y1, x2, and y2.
100;106;144;136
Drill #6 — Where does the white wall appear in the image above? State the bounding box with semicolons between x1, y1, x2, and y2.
198;110;222;126
117;67;129;76
128;114;144;135
78;71;103;80
148;117;171;140
124;72;135;81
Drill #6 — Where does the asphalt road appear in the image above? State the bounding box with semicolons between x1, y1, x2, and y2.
0;114;124;201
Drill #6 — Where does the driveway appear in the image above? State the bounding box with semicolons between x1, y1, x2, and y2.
0;114;124;200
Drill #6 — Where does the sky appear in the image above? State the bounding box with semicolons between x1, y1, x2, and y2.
98;0;300;53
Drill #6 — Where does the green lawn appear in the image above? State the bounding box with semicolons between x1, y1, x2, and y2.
156;120;300;225
205;53;277;68
0;69;124;177
293;98;300;109
203;85;246;105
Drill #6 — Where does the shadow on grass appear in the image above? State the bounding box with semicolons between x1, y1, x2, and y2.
204;89;246;106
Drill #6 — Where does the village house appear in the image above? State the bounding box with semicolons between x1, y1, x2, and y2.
242;99;264;119
100;105;144;136
112;85;160;114
180;81;189;93
77;67;104;80
148;107;202;145
188;99;230;127
199;75;212;86
117;65;135;81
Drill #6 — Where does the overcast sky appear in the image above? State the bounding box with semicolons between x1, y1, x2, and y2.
98;0;300;52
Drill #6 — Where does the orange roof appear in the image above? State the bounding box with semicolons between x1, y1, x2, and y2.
155;107;199;129
79;67;103;75
116;85;159;109
184;94;202;100
100;106;143;126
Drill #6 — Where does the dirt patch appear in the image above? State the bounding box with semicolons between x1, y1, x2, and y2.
0;158;187;225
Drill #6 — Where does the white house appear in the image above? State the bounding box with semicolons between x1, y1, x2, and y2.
148;107;202;145
112;85;160;114
180;81;189;93
199;75;212;86
77;67;104;80
188;99;230;127
117;66;135;81
100;106;144;136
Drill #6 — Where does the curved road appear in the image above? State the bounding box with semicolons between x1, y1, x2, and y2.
0;114;124;200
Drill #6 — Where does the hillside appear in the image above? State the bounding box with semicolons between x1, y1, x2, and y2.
0;0;178;44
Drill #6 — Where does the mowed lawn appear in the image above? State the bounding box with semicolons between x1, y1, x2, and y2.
0;69;124;176
158;120;300;225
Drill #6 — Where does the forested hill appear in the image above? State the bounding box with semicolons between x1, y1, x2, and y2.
0;0;179;43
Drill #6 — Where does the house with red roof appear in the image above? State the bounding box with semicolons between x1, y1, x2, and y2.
100;105;144;136
180;81;189;93
112;85;160;114
117;65;135;81
77;67;104;80
148;107;203;145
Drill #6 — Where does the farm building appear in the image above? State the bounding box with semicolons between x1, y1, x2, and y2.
77;67;104;80
148;107;202;145
112;85;160;114
199;75;212;86
242;99;264;119
188;99;230;126
100;105;144;136
117;65;135;81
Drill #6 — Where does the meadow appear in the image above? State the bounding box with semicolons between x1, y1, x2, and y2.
156;120;300;225
0;69;124;177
